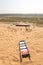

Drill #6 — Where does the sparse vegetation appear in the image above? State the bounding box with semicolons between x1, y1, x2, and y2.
0;16;43;26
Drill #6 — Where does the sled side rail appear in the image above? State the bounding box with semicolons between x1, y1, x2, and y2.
16;24;30;27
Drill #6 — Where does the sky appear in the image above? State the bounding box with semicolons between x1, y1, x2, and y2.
0;0;43;14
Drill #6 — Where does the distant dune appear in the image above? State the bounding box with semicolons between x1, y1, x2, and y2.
0;14;43;17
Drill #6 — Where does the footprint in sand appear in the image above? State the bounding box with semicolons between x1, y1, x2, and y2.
36;49;42;54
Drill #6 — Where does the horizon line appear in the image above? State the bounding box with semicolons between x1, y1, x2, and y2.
0;13;43;14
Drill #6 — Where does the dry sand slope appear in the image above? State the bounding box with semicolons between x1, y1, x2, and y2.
0;23;43;65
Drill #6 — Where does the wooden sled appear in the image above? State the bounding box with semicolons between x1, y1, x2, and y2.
19;40;31;62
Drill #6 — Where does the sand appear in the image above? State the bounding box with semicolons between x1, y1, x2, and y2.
0;23;43;65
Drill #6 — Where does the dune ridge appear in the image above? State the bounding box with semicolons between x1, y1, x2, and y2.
0;23;43;65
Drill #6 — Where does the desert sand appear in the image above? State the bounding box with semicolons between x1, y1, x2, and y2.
0;23;43;65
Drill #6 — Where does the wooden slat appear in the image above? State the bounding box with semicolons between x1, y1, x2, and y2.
16;24;30;26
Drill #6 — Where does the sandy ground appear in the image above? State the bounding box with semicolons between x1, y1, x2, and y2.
0;23;43;65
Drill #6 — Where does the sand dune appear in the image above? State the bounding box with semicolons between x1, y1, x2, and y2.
0;23;43;65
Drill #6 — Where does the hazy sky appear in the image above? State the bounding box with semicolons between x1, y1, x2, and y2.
0;0;43;14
